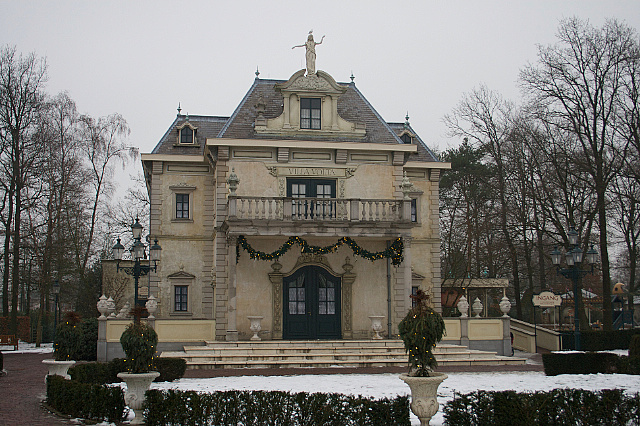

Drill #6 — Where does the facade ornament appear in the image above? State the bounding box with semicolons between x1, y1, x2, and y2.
457;295;469;317
290;74;332;91
499;289;511;317
401;171;413;200
227;168;240;196
107;297;116;318
146;295;158;319
266;166;278;177
472;297;483;317
292;30;325;76
97;295;109;319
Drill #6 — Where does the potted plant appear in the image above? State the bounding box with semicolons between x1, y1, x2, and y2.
43;312;80;381
117;307;160;425
398;289;447;426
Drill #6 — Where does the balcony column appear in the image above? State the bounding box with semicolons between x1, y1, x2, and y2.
226;235;238;341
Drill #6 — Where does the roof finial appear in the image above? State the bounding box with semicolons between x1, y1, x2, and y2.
404;112;410;129
185;112;189;122
177;103;182;116
350;71;355;83
255;66;260;78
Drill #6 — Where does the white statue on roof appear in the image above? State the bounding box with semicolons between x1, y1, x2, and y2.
292;30;325;76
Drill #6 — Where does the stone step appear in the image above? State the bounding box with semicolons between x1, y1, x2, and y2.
159;339;526;369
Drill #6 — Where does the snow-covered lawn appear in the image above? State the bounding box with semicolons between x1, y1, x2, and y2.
9;343;640;425
145;370;640;426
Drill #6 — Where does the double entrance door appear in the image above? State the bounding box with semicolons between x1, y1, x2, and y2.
283;266;341;339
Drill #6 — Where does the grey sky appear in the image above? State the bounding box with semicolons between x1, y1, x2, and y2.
3;1;640;162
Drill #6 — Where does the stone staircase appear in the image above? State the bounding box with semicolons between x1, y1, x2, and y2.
160;340;526;369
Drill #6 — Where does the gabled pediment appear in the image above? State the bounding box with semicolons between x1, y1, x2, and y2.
167;270;196;279
275;70;347;96
255;69;365;138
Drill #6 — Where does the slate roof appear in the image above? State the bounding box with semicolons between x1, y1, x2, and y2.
150;74;440;163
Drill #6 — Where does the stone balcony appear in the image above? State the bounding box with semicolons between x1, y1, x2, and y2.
226;196;415;237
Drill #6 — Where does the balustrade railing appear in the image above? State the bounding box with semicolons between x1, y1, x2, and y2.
228;196;411;223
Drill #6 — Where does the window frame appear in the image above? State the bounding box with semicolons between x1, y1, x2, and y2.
300;98;322;130
174;285;189;312
170;185;196;222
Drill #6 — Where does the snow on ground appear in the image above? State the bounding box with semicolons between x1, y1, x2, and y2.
143;371;640;426
0;341;53;354
9;344;640;425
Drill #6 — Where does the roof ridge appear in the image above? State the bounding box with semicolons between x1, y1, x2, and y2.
350;85;404;145
217;79;262;138
152;116;179;154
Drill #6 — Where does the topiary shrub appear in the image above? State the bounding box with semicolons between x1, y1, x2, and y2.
120;321;158;373
53;312;81;361
398;289;446;376
75;318;98;361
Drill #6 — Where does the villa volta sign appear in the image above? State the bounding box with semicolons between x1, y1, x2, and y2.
532;291;562;308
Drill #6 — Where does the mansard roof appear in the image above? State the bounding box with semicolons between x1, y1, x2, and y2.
150;72;440;163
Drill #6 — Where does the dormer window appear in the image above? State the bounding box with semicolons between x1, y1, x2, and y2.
180;127;194;144
401;134;412;144
300;98;321;129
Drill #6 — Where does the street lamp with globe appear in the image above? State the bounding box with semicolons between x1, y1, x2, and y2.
112;218;162;308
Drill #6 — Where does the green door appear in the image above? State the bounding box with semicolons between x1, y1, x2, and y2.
283;266;341;339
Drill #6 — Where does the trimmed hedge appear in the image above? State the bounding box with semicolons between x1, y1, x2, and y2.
543;352;622;375
630;335;640;359
46;374;127;423
562;329;640;351
69;357;187;384
143;389;410;426
154;357;187;382
543;352;640;376
443;389;640;426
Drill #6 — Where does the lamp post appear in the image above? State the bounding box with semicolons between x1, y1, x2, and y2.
551;227;599;351
112;218;162;308
53;275;60;330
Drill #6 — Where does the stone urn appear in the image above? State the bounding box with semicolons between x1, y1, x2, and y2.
368;315;385;340
117;371;160;425
456;295;469;317
42;359;76;382
400;372;448;426
247;316;263;340
472;297;483;317
499;295;512;317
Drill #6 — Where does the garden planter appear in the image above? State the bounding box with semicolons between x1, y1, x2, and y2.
400;372;448;426
368;315;385;339
42;359;75;382
118;371;160;425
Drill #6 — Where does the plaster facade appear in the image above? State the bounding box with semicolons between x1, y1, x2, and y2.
131;64;449;343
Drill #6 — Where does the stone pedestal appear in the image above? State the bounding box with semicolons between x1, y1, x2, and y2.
118;371;161;425
368;315;385;340
247;316;264;341
400;372;448;426
42;359;76;382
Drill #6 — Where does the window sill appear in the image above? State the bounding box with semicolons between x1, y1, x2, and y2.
170;312;193;317
171;218;193;223
172;143;200;148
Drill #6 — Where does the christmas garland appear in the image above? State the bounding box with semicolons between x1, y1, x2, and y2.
236;235;404;266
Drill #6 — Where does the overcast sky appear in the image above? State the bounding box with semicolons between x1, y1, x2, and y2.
3;1;640;181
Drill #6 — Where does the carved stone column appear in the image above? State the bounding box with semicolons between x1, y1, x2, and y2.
226;235;238;341
268;261;284;339
341;257;355;339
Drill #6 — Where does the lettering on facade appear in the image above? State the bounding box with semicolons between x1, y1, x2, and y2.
266;165;356;179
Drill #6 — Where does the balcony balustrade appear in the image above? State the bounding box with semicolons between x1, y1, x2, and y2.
228;196;412;223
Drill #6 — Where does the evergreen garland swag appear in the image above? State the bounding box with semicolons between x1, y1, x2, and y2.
236;235;404;265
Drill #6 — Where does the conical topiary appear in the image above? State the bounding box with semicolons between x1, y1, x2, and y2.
398;289;446;377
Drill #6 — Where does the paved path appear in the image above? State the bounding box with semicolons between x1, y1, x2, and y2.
0;352;72;426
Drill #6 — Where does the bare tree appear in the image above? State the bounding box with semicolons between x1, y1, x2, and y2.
0;46;47;334
520;18;637;330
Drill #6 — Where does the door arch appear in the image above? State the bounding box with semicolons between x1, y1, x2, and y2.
283;265;341;339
